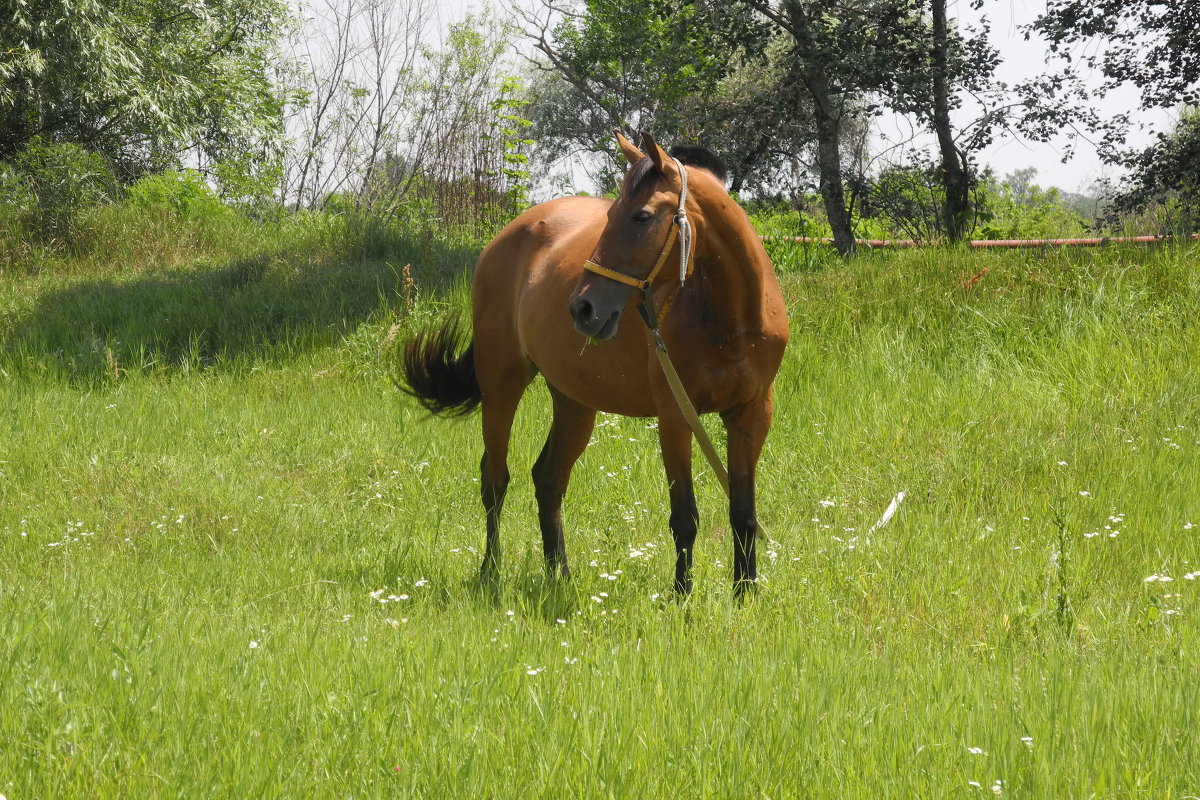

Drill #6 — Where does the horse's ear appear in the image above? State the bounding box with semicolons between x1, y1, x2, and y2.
640;131;671;173
614;130;645;167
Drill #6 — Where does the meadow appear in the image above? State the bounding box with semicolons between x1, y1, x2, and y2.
1;210;1198;797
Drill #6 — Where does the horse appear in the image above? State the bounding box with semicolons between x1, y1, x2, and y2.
401;131;788;595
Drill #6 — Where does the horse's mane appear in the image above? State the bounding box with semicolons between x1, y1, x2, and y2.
669;145;728;184
626;144;729;194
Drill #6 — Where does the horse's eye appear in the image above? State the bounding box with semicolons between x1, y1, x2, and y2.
632;209;654;224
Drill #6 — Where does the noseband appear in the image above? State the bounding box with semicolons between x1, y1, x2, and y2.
582;157;695;300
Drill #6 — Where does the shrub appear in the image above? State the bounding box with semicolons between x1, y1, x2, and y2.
6;138;118;246
125;169;230;221
975;170;1093;240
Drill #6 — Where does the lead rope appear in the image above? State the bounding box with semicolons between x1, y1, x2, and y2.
637;158;731;499
638;284;731;500
673;157;692;284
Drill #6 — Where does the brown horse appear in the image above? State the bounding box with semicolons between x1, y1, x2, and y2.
402;131;788;594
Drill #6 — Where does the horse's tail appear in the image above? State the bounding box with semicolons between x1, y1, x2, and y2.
399;316;481;417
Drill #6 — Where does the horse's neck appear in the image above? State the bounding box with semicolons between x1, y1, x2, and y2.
691;215;769;341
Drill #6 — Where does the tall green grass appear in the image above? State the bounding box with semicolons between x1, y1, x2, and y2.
1;214;1198;797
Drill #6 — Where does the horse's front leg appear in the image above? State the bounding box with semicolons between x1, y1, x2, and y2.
656;410;698;594
721;387;775;597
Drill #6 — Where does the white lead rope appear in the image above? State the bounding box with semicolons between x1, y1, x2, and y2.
671;157;693;284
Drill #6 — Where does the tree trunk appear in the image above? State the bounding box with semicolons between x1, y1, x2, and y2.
931;0;969;242
806;69;856;257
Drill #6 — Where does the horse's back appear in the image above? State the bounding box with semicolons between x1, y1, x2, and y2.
470;196;611;387
476;195;608;276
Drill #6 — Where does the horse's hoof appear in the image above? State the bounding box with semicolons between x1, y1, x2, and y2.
733;579;758;602
478;561;500;586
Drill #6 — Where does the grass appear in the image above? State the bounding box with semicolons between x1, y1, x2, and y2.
1;214;1199;797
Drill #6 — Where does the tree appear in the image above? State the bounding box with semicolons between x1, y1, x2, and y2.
1033;1;1199;111
928;0;969;240
0;0;289;182
877;0;1001;242
1021;1;1199;219
743;0;936;256
519;0;811;194
281;0;437;210
282;6;532;233
1109;110;1200;233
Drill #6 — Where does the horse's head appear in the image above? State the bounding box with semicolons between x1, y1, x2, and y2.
568;131;693;340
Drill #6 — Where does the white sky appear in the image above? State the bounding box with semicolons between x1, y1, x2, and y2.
941;0;1175;192
443;0;1178;194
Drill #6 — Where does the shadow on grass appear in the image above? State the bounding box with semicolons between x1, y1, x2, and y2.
514;573;582;621
452;572;582;622
3;229;480;383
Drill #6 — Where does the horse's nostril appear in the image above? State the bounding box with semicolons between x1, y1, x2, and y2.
570;296;595;322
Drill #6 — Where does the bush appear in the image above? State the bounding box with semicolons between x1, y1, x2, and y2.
0;166;32;268
975;170;1093;240
855;162;947;243
125;169;230;221
6;138;118;246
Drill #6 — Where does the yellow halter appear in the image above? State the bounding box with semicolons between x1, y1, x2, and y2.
583;157;694;312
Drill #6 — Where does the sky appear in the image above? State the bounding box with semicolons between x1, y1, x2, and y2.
443;0;1178;194
937;0;1175;193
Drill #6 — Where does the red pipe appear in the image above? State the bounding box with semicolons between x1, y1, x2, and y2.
760;234;1200;248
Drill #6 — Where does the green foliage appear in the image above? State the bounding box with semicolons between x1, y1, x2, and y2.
344;14;527;238
854;160;948;243
489;76;535;209
0;0;288;181
547;0;759;125
1034;1;1199;110
748;200;841;271
1110;109;1200;234
975;169;1093;240
1022;1;1198;196
529;1;795;192
1;138;118;247
125;170;229;221
213;157;287;217
751;168;1097;246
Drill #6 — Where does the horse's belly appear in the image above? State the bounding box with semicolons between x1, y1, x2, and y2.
517;279;657;416
539;363;656;416
523;331;658;417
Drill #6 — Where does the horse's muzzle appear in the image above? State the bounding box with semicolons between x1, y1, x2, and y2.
568;295;620;340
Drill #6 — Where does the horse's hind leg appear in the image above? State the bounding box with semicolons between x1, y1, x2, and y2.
532;386;596;578
478;369;531;581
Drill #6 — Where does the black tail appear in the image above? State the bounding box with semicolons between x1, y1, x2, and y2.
400;316;481;417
